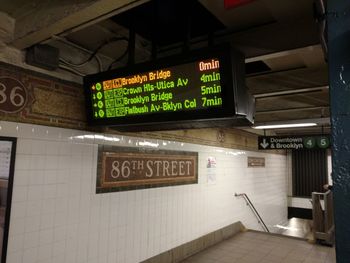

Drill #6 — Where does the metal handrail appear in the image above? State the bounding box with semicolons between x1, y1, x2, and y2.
235;193;270;233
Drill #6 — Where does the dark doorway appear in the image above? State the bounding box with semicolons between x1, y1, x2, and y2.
0;137;17;263
292;149;328;197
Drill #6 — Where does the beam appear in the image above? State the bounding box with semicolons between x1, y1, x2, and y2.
273;126;331;135
254;86;329;98
245;45;322;63
227;17;319;59
256;106;329;115
246;64;327;80
246;65;329;95
0;12;15;45
158;17;319;59
11;0;149;50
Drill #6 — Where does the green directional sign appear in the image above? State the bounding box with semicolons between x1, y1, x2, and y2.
258;135;331;150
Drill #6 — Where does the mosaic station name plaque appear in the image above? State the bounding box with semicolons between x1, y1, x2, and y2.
96;147;198;193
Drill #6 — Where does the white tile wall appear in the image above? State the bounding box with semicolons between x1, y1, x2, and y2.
1;121;288;263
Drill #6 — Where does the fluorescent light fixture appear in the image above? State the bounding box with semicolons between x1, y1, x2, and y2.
138;141;159;148
70;134;120;142
253;123;317;129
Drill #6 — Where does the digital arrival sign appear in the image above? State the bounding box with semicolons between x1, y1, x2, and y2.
84;45;253;130
90;59;222;119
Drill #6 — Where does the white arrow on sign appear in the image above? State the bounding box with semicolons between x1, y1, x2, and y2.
260;138;269;149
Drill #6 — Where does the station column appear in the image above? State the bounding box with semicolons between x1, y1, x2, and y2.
328;0;350;261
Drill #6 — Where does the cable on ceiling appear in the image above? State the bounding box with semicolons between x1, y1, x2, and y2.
313;0;328;61
59;57;103;72
69;36;128;66
52;35;104;71
59;36;129;74
108;47;129;70
58;64;85;77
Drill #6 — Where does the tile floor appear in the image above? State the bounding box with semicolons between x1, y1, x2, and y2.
277;218;313;240
181;231;336;263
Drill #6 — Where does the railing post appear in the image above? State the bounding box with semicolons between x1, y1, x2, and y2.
312;191;335;245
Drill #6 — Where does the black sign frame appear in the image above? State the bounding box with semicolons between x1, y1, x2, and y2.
84;44;247;130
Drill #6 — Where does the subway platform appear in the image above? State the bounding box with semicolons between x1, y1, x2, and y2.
181;231;335;263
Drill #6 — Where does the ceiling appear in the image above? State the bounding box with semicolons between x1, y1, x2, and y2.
0;0;330;136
